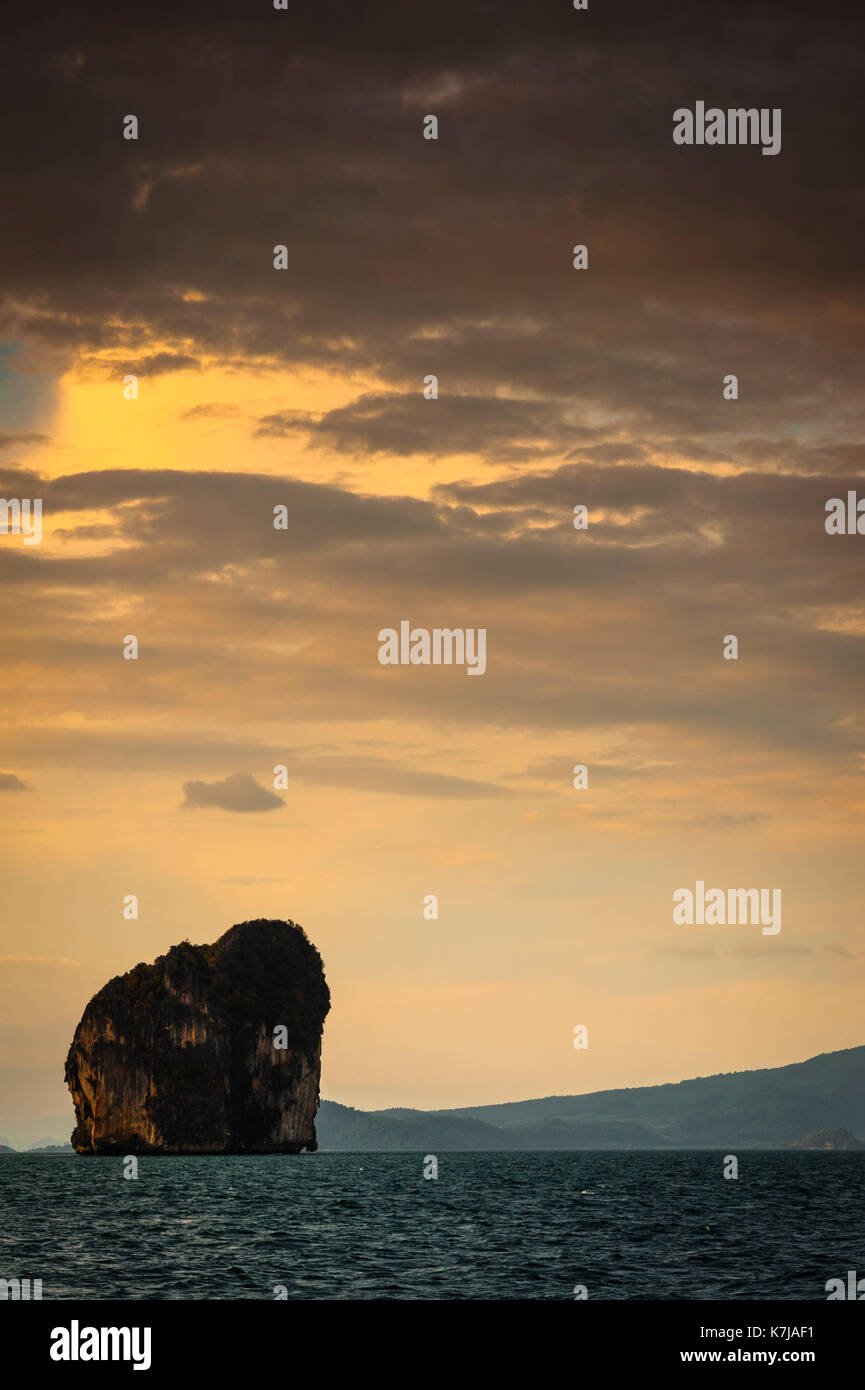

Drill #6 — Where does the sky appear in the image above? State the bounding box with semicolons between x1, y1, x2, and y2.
1;0;863;1144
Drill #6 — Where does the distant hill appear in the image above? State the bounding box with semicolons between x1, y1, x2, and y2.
792;1127;865;1150
316;1102;515;1151
317;1046;865;1151
0;1142;75;1154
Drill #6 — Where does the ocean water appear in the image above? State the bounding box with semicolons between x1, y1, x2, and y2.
1;1151;862;1300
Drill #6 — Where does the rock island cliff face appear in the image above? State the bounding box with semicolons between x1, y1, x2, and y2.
65;919;330;1155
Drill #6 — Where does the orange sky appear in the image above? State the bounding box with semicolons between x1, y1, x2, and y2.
2;356;863;1142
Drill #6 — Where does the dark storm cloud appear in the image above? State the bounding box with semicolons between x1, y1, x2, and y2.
2;0;863;460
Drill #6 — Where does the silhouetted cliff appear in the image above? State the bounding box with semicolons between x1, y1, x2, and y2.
65;919;330;1154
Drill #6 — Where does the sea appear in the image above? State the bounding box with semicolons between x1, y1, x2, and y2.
1;1151;862;1300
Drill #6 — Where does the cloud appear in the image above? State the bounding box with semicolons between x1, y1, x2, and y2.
725;943;815;957
1;3;864;845
689;812;770;831
0;773;30;792
2;0;863;465
2;463;865;784
281;754;517;800
0;432;50;452
105;351;200;377
256;392;571;461
181;772;285;813
180;402;241;421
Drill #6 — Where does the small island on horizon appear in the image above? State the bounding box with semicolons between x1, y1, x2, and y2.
791;1127;865;1150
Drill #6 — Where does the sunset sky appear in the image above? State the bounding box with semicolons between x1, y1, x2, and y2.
1;0;863;1145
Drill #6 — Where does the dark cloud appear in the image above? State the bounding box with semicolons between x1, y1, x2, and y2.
1;0;862;469
180;402;241;421
0;462;864;771
107;351;200;377
256;392;570;462
0;773;29;792
1;2;863;809
0;433;50;452
181;771;284;813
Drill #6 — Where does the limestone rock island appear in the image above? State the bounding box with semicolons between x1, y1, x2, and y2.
65;919;330;1154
